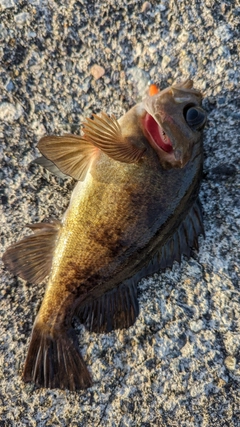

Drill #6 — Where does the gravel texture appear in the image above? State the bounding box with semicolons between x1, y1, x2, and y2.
0;1;239;426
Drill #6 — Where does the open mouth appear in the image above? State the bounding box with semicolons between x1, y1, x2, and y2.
143;113;173;154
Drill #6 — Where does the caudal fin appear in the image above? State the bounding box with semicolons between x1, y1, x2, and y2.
23;323;92;391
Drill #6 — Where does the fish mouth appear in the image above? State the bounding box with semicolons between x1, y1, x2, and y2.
143;112;173;154
142;112;188;167
143;112;180;161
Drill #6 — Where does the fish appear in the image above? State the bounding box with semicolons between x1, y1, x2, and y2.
2;79;207;391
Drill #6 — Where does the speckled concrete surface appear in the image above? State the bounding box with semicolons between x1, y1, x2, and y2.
0;1;239;426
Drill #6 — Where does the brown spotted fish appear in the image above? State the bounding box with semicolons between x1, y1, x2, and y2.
3;79;207;391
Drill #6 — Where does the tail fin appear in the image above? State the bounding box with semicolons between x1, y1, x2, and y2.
23;323;92;391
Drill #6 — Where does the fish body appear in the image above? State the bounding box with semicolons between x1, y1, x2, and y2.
3;79;207;390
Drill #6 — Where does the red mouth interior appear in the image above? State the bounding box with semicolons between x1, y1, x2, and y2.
143;113;173;153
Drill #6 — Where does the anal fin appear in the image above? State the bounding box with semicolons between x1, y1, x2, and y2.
23;322;92;390
2;221;60;284
76;282;139;333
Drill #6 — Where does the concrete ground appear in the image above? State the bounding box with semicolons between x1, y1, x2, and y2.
0;0;239;426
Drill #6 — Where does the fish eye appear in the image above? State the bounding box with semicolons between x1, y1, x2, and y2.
184;106;206;130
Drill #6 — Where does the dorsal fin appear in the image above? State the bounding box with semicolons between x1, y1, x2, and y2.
37;135;99;181
76;282;139;333
151;198;204;272
83;113;146;163
124;198;204;285
2;221;60;284
171;79;202;99
173;79;194;90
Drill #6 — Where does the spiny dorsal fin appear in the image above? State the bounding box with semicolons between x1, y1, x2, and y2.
83;112;146;163
2;221;60;284
37;135;99;181
173;79;194;90
76;282;139;333
171;79;202;99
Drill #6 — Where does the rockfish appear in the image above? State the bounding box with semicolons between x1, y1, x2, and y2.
3;79;207;391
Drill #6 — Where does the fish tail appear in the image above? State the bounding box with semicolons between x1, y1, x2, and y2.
23;322;92;391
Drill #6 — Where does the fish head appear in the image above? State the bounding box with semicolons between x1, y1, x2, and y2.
141;79;207;168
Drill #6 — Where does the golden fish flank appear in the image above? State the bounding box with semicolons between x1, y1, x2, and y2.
3;79;207;391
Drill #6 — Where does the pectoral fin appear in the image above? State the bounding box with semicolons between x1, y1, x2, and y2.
33;156;69;179
83;113;146;163
2;221;60;284
37;135;99;181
